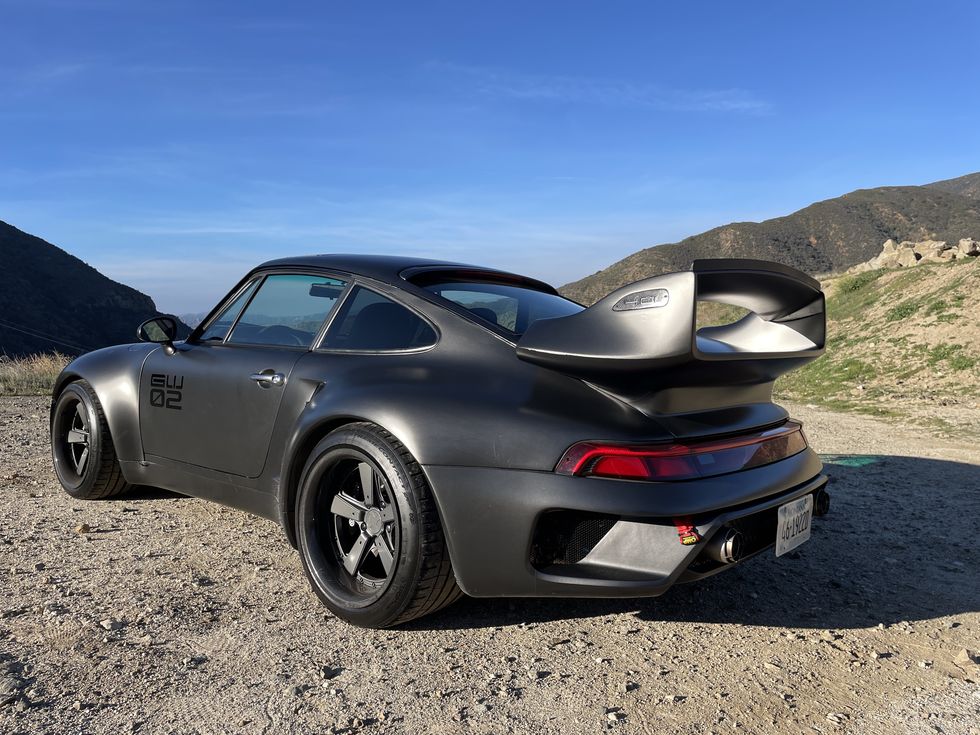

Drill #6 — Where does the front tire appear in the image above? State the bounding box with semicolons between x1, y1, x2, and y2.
295;423;462;628
51;380;130;500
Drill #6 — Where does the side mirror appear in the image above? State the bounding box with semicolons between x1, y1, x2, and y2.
138;316;178;354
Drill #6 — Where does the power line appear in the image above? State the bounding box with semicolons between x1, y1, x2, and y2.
0;317;93;353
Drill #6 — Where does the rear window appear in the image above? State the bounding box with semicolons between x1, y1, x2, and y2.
421;281;583;335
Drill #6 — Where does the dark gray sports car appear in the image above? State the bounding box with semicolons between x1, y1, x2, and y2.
50;255;829;628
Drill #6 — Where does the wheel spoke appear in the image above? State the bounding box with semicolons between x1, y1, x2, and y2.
341;532;372;576
357;462;375;506
67;429;89;445
74;406;88;431
330;493;367;522
75;447;89;474
375;536;395;575
379;503;395;523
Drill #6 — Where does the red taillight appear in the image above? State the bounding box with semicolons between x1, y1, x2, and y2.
556;421;808;481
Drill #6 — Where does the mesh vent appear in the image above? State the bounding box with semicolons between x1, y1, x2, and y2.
530;511;618;567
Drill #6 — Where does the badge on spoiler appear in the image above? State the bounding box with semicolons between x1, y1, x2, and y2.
612;288;670;311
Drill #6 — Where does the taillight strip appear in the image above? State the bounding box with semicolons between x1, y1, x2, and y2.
556;421;808;481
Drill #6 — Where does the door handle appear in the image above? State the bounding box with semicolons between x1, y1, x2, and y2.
250;371;286;387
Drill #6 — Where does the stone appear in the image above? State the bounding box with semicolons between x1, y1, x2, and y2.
958;238;980;256
875;252;900;268
913;240;948;256
74;523;90;534
953;649;977;667
896;249;919;268
881;238;899;253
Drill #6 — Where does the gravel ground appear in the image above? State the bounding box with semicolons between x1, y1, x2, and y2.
1;396;978;735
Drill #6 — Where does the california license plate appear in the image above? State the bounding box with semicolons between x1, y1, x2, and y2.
775;495;812;557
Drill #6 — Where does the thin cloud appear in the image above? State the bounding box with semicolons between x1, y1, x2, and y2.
426;61;771;114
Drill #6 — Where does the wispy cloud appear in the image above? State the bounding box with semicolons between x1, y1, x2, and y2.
426;62;771;114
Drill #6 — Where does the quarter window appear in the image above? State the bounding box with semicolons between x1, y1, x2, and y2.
198;279;260;342
420;281;583;336
321;287;436;351
227;274;347;348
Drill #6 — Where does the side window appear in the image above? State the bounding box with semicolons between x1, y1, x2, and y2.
437;289;519;331
321;286;436;351
227;274;347;348
198;279;260;342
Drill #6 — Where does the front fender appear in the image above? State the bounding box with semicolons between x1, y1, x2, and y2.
51;343;158;463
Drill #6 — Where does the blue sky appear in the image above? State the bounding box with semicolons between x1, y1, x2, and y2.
2;1;979;313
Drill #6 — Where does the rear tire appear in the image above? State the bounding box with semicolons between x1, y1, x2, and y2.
51;380;130;500
295;422;462;628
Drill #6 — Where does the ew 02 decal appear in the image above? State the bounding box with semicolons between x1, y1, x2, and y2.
149;373;184;410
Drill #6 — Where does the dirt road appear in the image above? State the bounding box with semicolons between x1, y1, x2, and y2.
1;396;978;735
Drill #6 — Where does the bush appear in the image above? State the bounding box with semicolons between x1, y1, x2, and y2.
0;353;70;396
885;300;920;322
948;354;977;371
837;270;885;294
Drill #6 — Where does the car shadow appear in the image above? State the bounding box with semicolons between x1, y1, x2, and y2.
409;455;980;632
115;484;186;501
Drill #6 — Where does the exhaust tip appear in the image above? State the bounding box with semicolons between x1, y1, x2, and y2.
706;527;744;564
813;488;831;517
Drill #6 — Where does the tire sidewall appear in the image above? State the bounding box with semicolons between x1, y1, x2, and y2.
296;425;425;628
51;382;105;498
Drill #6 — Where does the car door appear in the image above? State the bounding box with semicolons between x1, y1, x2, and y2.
139;272;347;478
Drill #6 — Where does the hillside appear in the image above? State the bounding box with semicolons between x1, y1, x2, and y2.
0;220;179;357
774;257;979;434
926;171;980;200
561;174;980;304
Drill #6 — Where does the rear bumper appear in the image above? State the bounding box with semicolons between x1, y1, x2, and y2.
424;447;826;597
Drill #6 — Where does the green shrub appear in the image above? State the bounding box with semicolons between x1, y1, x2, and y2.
837;270;885;294
948;354;977;371
885;300;920;322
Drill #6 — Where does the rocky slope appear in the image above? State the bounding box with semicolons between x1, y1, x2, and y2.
0;220;180;357
561;173;980;305
776;257;979;434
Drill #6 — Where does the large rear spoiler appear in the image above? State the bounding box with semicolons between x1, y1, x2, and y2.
517;259;825;415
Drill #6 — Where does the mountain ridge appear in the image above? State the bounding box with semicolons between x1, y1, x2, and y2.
561;172;980;304
0;220;180;357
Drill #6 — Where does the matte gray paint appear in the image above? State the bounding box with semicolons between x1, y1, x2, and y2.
51;256;828;599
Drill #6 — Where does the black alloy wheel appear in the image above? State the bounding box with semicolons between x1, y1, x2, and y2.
295;422;462;628
51;380;130;499
323;456;399;599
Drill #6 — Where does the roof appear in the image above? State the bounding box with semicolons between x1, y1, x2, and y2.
258;254;476;283
256;253;557;292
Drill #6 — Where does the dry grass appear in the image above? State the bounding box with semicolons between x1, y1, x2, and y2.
0;353;70;396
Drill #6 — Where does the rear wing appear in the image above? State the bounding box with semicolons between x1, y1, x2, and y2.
517;259;825;413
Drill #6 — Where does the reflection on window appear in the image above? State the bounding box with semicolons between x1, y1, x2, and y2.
227;275;347;347
421;281;583;335
199;279;260;342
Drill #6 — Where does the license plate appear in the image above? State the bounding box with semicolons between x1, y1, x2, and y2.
775;495;812;557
